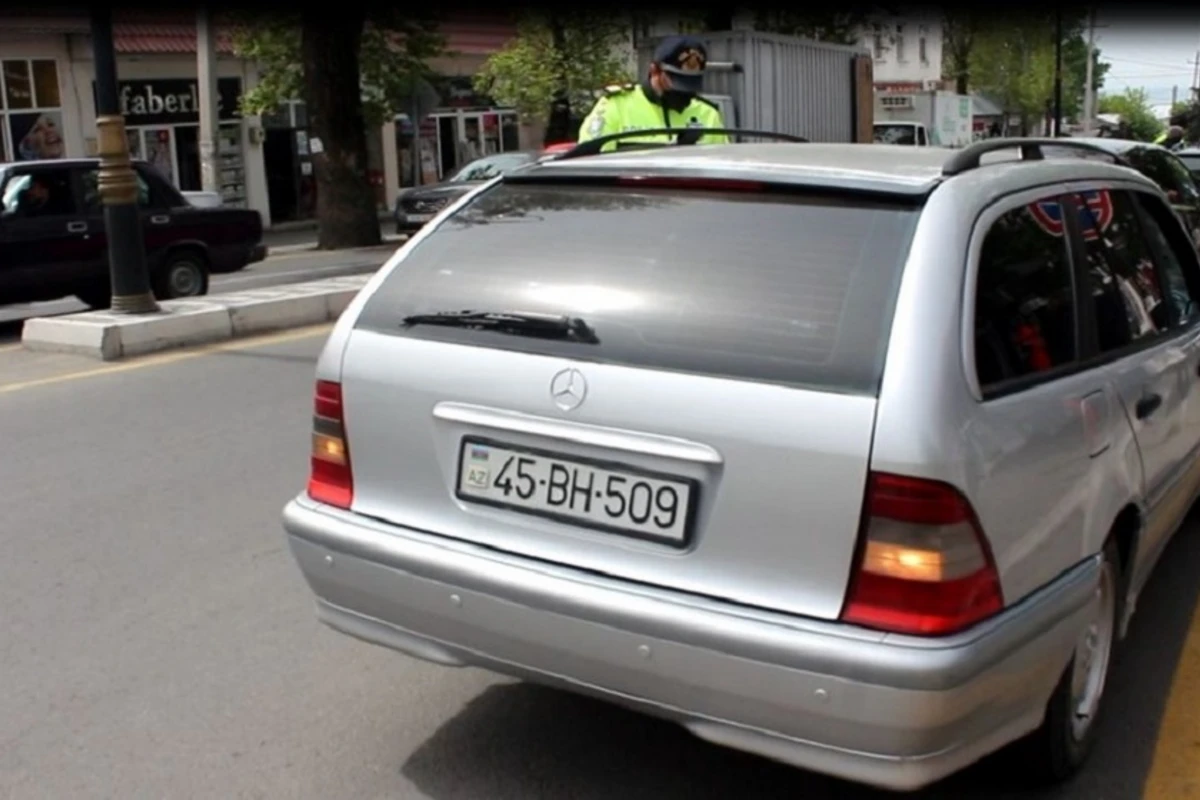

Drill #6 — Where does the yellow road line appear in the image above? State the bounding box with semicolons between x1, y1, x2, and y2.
0;323;333;396
1142;597;1200;798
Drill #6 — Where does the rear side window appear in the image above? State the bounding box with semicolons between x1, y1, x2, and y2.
1074;190;1171;350
355;183;921;394
973;196;1078;391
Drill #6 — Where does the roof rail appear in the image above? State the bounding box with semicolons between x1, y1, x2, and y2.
556;128;808;161
941;137;1127;177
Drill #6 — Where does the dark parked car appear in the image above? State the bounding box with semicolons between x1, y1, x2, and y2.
0;158;265;309
1046;138;1200;249
394;152;536;235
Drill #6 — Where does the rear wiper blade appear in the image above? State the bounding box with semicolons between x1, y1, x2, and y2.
400;309;599;344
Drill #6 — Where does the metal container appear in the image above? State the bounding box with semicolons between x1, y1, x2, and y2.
637;30;870;142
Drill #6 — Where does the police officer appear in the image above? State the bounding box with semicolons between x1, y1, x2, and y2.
577;35;729;151
1155;124;1186;150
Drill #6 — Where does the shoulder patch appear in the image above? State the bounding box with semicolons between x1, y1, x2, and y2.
602;83;635;97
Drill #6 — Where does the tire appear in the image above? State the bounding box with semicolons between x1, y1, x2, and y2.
1014;536;1122;785
152;251;210;300
75;283;112;310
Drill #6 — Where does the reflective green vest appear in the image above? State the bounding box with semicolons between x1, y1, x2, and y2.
577;84;729;151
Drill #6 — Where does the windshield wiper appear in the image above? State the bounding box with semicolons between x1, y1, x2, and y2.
400;310;599;344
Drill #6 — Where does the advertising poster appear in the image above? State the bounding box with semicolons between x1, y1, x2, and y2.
142;128;174;185
9;110;65;160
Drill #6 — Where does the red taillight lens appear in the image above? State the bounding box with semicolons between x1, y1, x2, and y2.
307;379;353;509
841;472;1003;636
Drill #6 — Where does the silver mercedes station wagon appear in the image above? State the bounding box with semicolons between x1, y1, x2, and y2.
282;136;1200;791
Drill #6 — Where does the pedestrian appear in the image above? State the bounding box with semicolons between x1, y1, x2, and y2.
577;34;729;151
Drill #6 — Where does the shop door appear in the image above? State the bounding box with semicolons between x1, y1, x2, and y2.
142;128;176;187
174;125;202;192
264;128;299;222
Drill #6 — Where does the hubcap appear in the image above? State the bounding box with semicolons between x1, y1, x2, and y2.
1069;560;1116;742
169;263;201;296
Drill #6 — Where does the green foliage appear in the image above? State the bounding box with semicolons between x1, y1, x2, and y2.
1098;88;1163;141
751;12;872;45
231;12;445;127
473;13;633;121
950;12;1108;122
969;20;1056;128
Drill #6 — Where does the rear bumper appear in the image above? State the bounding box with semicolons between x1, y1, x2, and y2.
249;243;267;264
282;496;1100;792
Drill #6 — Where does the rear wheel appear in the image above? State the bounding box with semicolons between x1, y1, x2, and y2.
1016;536;1121;784
75;282;112;310
153;251;209;299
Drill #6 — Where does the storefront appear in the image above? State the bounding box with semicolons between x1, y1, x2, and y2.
395;76;521;187
106;77;249;208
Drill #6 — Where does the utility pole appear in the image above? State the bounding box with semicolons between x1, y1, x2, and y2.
90;7;158;314
1052;9;1064;136
1083;9;1097;135
196;7;220;194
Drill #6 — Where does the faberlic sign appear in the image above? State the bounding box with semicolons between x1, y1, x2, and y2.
93;78;243;126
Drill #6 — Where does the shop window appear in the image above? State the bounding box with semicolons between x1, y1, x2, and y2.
973;197;1078;390
1;57;65;161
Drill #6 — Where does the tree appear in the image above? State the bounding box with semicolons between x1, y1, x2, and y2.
970;21;1056;135
232;12;444;249
751;12;873;45
1059;14;1110;121
473;13;633;144
942;11;984;94
1098;88;1163;141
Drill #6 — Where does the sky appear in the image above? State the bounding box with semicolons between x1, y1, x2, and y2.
1094;13;1200;116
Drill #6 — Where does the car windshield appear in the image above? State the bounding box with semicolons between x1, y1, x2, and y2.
448;153;533;183
874;125;918;145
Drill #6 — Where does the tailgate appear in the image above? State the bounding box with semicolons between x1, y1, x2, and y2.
338;180;919;619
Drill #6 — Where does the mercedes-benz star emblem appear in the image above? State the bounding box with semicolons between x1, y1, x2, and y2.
550;368;588;411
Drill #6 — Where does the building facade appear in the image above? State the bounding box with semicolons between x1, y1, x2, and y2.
858;15;946;93
0;13;529;229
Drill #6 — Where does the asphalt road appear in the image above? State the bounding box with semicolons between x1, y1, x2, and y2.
0;234;399;344
1;330;1198;799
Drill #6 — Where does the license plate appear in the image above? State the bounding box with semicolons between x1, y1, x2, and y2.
404;213;433;223
456;439;694;545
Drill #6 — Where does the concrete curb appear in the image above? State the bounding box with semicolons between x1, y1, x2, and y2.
266;233;407;257
21;274;371;361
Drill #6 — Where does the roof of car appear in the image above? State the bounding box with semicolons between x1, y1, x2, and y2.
1;157;103;169
524;142;1158;198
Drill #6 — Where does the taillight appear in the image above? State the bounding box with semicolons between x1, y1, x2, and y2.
841;472;1003;636
307;379;353;509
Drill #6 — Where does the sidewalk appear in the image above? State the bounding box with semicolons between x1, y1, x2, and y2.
262;226;405;256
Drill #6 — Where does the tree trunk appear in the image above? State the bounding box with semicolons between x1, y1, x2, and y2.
301;9;381;250
544;15;573;145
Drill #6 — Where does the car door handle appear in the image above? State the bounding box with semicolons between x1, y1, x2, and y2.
66;221;87;233
1136;393;1163;419
150;215;170;225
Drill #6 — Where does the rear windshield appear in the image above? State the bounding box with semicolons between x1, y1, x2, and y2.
355;183;921;394
1179;153;1200;174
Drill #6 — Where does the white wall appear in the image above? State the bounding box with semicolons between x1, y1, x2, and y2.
858;16;945;89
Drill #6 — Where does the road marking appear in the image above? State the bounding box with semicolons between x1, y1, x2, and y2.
1142;596;1200;798
0;343;23;353
0;323;333;396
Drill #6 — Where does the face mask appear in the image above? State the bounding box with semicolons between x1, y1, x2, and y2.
661;89;694;112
